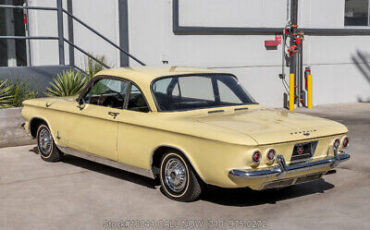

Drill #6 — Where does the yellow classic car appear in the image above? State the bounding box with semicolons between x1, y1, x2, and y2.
22;66;350;201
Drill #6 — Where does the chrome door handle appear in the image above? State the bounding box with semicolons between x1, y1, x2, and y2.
108;111;119;119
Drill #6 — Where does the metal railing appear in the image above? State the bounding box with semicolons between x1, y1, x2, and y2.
0;0;145;73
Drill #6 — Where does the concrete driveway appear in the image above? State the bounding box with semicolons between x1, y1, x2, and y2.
0;103;369;230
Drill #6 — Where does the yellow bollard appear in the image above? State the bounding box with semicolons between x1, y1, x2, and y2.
307;74;312;109
289;73;295;111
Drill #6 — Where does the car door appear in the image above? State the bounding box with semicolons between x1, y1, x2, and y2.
116;83;153;169
62;76;129;161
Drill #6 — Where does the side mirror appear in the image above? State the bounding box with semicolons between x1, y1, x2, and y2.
76;97;86;109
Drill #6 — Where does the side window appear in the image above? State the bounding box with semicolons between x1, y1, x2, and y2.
152;78;171;94
85;78;129;109
127;84;150;112
217;80;242;104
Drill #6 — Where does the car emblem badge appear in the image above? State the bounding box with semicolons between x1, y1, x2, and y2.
297;146;304;155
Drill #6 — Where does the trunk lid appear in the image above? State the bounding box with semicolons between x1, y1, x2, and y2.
196;108;347;145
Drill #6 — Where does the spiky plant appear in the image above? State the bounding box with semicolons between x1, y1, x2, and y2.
45;70;87;97
8;80;38;107
0;80;13;108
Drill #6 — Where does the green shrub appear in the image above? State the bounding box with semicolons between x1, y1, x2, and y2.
45;70;87;97
8;80;39;107
0;80;13;108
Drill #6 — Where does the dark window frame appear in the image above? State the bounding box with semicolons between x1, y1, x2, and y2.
126;82;150;113
344;0;370;27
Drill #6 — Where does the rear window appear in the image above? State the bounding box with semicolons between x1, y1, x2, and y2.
152;74;257;111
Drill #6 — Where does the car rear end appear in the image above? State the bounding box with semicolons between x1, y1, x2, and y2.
228;134;350;190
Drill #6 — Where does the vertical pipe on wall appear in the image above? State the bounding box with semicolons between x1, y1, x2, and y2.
290;0;298;25
290;0;298;107
67;0;74;67
298;43;304;107
24;1;32;66
118;0;129;67
307;74;312;109
297;54;300;106
289;73;295;111
56;0;65;65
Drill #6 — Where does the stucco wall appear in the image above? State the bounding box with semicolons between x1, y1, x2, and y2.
27;0;120;68
24;0;370;107
128;0;370;107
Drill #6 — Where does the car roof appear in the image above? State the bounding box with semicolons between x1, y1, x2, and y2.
95;66;221;86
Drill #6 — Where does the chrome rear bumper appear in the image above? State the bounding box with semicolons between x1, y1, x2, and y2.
229;152;350;179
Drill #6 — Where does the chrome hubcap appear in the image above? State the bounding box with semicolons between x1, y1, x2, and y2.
39;128;52;155
164;158;187;193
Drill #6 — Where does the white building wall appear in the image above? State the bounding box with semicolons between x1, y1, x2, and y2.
28;0;62;66
300;0;370;104
72;0;120;68
27;0;370;107
129;0;370;106
179;0;288;27
128;0;290;107
28;0;120;68
300;0;345;28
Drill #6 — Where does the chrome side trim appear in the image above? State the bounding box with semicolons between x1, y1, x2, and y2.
229;152;350;179
57;146;155;179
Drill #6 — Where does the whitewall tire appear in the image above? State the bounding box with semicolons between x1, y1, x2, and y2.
36;124;62;162
160;152;202;202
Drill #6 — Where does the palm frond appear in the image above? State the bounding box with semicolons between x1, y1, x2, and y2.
45;70;87;97
0;80;13;108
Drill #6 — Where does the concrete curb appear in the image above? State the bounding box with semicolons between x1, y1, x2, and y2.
0;107;35;148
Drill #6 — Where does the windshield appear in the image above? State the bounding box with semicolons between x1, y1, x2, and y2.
152;74;257;111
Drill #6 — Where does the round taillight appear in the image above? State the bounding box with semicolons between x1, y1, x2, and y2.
252;151;261;163
343;137;349;148
334;139;340;149
267;149;276;161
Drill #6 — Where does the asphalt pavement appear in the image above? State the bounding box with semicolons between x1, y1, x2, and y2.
0;103;369;230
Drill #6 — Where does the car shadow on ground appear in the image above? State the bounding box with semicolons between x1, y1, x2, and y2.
62;155;158;189
200;179;334;206
63;153;335;207
30;147;335;206
29;147;157;189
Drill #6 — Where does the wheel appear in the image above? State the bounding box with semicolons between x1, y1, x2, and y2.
159;152;202;202
36;124;62;162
